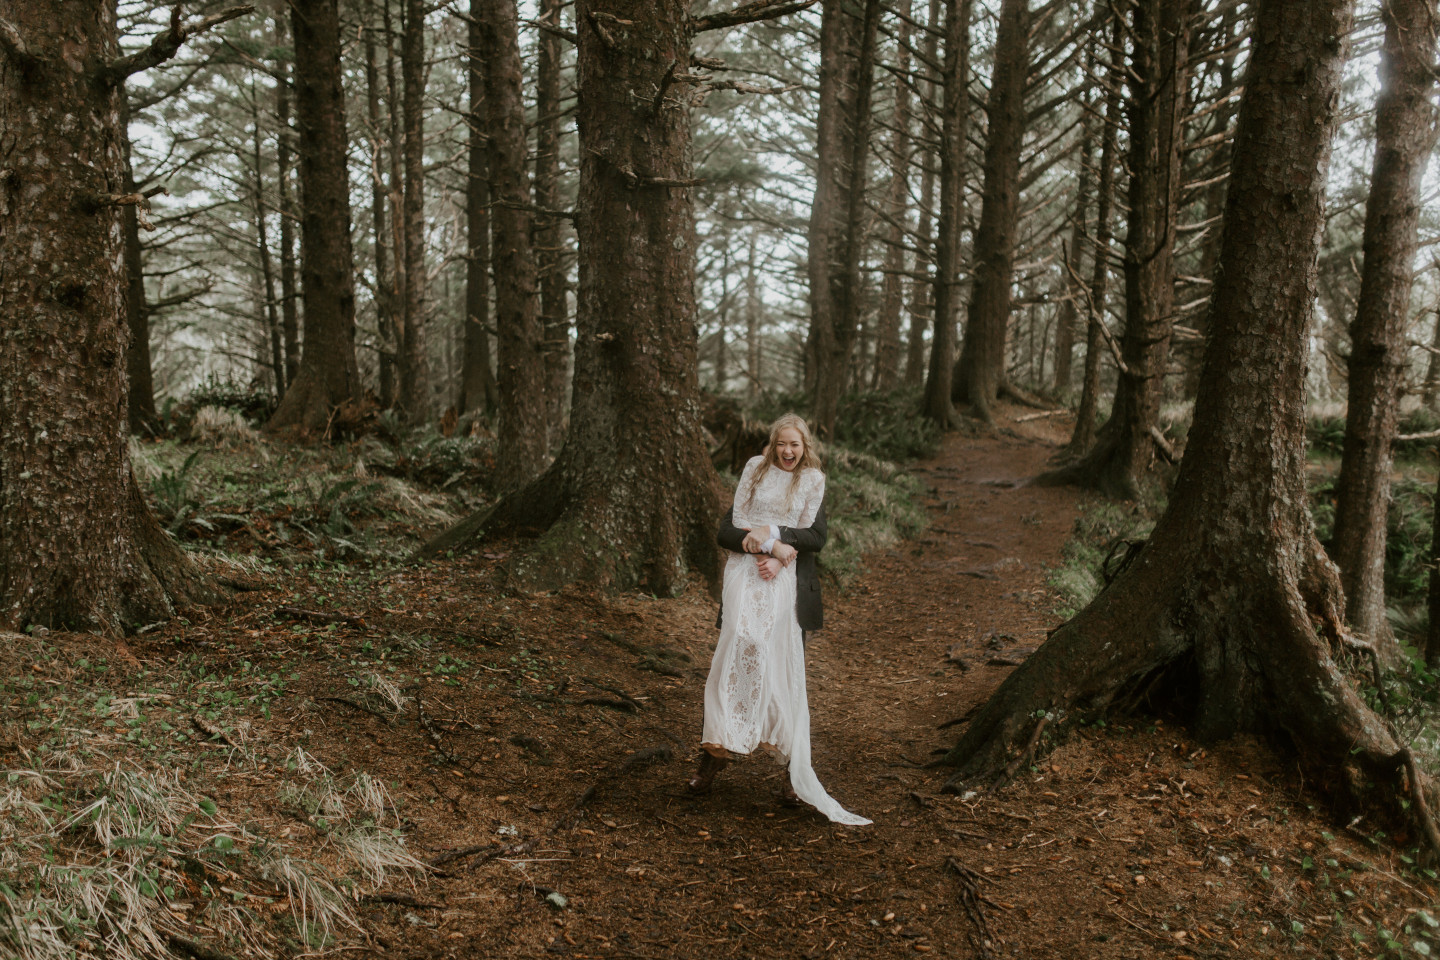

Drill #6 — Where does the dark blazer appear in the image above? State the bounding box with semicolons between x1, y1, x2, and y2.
715;499;828;631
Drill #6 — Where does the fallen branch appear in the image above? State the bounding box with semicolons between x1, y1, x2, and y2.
1015;409;1066;422
167;934;237;960
943;857;995;960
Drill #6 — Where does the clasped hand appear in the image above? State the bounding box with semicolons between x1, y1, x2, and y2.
739;526;796;582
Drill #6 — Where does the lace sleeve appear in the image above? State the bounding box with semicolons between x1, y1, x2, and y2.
795;469;826;530
732;456;764;530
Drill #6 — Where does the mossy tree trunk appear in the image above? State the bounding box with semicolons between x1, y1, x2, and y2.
267;0;364;434
482;0;547;488
921;0;972;428
951;0;1028;423
807;0;881;439
0;0;235;632
459;0;497;417
1042;0;1190;496
1331;0;1439;665
418;0;723;594
944;0;1438;844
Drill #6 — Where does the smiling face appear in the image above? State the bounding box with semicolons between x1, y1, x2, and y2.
774;426;805;472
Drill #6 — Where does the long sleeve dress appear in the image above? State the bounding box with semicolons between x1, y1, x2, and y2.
701;456;870;826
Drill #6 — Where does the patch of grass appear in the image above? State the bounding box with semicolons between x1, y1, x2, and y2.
819;446;928;587
1046;496;1160;620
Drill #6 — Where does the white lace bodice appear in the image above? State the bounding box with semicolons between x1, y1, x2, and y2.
732;456;824;533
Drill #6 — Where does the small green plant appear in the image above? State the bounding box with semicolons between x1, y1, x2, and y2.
148;450;202;532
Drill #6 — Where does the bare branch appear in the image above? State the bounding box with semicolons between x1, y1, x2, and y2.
525;18;577;44
693;0;817;34
99;4;253;84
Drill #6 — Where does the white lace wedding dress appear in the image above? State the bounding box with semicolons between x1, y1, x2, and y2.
701;455;871;826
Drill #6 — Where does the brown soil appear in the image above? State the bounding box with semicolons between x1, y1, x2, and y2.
14;404;1435;958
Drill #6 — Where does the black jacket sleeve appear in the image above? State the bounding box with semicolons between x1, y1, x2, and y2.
716;506;747;553
780;499;827;554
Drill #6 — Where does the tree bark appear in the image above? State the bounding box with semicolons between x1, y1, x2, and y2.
362;0;397;412
746;230;762;398
535;0;570;442
482;0;547;488
942;0;1438;847
951;0;1029;422
807;0;882;438
267;0;365;434
419;0;723;595
1050;99;1095;397
396;0;432;424
921;0;971;427
251;93;287;398
871;0;912;392
383;0;407;411
904;0;941;387
275;9;300;390
121;104;157;435
1330;0;1439;664
1043;0;1190;496
0;0;219;632
1066;24;1120;456
459;1;498;417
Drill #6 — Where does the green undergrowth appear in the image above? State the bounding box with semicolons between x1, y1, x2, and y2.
0;633;426;960
1046;496;1163;621
819;447;928;587
129;423;490;566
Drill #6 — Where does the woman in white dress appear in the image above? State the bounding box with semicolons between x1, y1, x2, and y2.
687;414;870;826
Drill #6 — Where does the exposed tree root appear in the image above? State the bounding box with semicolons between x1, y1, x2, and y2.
938;536;1440;862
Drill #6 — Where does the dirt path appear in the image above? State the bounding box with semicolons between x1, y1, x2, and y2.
167;405;1430;959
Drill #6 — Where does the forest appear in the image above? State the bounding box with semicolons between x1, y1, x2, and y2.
3;0;1440;956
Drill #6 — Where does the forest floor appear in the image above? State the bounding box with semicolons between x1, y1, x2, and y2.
6;403;1440;959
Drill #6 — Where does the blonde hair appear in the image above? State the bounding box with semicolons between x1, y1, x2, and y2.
742;413;823;510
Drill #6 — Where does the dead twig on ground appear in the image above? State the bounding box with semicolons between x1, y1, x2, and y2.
944;857;996;959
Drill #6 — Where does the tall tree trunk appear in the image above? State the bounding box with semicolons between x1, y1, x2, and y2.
808;0;882;438
275;9;300;389
1050;100;1095;397
268;0;365;433
363;0;396;411
534;0;569;442
1043;0;1190;496
1066;27;1120;456
251;94;287;398
904;0;941;387
951;0;1029;422
940;0;1440;851
0;0;220;631
383;0;407;411
459;2;497;416
1425;289;1440;410
922;0;972;426
483;0;547;488
716;257;730;391
121;105;157;435
746;230;762;398
872;0;912;391
397;0;432;423
1331;0;1439;664
1178;3;1240;401
419;0;723;595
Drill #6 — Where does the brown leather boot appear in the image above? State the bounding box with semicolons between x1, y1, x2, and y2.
686;751;728;794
